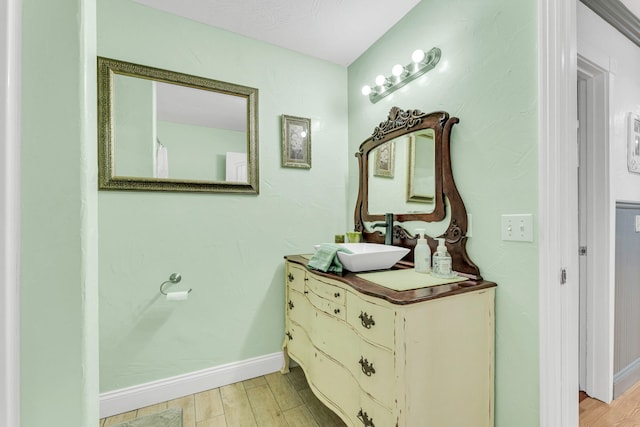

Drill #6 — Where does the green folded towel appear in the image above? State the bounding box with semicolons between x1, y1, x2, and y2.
307;243;353;275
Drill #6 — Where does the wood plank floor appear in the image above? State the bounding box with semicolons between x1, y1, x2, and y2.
102;371;640;426
580;381;640;426
100;367;346;427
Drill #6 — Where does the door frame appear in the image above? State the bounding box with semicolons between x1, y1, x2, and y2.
0;0;21;426
538;0;580;425
577;55;613;403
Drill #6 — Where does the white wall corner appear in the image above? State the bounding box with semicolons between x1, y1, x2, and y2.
99;352;285;418
0;0;21;426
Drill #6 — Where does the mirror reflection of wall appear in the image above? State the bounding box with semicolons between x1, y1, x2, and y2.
113;74;157;178
407;131;435;202
368;129;436;215
112;75;248;183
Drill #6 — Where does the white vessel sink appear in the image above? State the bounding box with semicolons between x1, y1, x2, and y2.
335;243;410;272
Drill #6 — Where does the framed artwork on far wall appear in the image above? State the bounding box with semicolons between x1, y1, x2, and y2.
281;114;311;169
374;141;395;178
628;112;640;173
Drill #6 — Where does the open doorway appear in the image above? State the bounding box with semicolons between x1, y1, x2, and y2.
577;56;613;404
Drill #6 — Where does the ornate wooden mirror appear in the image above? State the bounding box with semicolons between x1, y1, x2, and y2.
354;107;481;279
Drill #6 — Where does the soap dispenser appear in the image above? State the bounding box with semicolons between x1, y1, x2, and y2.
414;229;431;273
432;238;453;278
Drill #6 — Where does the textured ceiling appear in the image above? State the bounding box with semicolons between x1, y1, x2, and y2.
133;0;422;66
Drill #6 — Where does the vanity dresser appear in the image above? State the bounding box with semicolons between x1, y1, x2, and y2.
282;109;496;426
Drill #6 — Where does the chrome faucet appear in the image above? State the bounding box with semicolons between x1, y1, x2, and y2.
372;213;394;245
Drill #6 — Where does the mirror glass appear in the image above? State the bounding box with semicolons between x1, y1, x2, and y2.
98;57;259;193
368;129;435;214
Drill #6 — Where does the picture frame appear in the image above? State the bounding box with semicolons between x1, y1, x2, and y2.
374;141;395;177
281;114;311;169
628;112;640;174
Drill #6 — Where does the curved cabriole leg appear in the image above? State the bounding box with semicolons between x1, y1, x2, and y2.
280;338;290;374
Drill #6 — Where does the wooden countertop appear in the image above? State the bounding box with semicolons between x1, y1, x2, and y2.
285;254;497;305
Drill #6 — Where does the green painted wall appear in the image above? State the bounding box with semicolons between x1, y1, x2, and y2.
97;0;348;392
18;0;540;424
21;0;99;426
347;1;539;426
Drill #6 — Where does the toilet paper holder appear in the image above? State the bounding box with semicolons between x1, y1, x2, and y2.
160;273;193;295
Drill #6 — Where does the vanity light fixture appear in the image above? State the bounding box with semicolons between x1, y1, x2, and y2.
361;47;441;104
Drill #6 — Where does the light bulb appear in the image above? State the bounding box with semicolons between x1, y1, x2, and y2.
411;49;425;63
375;74;387;87
391;64;405;77
300;131;307;138
361;85;372;96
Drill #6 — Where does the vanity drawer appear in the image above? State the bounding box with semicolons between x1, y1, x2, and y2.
306;274;346;305
306;286;346;321
310;349;395;427
346;291;396;350
286;263;306;294
287;289;312;330
285;323;312;369
313;308;395;407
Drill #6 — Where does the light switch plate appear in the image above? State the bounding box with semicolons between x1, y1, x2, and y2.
635;215;640;232
501;214;534;242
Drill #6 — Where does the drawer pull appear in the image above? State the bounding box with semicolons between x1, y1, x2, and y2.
304;290;309;295
286;331;293;341
288;300;294;310
358;311;376;329
334;308;341;315
357;409;375;426
287;273;294;282
334;292;341;298
358;356;376;376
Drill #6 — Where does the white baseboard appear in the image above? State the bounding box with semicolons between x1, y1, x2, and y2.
99;352;284;418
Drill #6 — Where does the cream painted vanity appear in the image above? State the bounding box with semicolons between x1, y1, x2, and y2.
282;257;495;427
282;108;496;426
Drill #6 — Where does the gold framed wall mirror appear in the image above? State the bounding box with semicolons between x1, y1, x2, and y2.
97;56;259;193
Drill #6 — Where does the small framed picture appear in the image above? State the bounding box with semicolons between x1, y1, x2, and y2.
281;114;311;169
628;112;640;173
374;141;395;178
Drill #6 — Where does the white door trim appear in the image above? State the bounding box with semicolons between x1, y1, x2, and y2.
577;76;588;390
0;0;21;426
539;0;579;425
577;56;613;403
